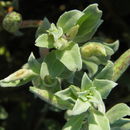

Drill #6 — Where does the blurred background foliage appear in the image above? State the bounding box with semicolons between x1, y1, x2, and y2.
0;0;130;130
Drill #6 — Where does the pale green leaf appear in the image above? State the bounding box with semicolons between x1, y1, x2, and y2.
62;113;86;130
55;87;76;104
81;73;93;91
70;99;90;115
0;69;36;87
35;34;54;48
40;62;49;80
103;40;119;53
57;10;84;33
111;118;130;130
43;51;65;78
106;103;130;124
56;43;82;72
69;85;80;97
30;87;72;110
28;52;41;74
83;60;98;77
74;4;103;43
89;88;105;113
88;109;110;130
93;79;117;99
35;17;51;38
95;61;114;80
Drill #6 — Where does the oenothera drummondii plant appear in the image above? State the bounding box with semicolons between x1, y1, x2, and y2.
0;4;130;130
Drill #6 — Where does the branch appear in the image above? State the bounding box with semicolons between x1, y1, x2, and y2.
20;20;43;28
112;49;130;81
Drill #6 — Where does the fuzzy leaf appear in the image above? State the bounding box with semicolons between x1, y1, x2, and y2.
43;51;65;78
62;113;86;130
0;69;36;87
83;60;98;77
74;4;103;43
55;87;76;104
111;118;130;130
89;88;105;113
35;17;51;38
93;79;117;99
81;73;93;91
28;52;41;74
70;99;90;115
30;87;72;110
57;10;83;33
35;34;54;48
88;109;110;130
56;43;82;72
95;61;114;80
106;103;130;124
103;40;119;53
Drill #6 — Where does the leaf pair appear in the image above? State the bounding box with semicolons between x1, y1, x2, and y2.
57;4;103;43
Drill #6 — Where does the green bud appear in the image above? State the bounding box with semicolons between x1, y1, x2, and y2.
2;11;22;33
81;43;106;59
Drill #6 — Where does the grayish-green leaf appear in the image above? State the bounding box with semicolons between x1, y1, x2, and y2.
103;40;119;53
111;118;130;130
70;99;90;115
81;73;93;91
83;60;98;77
57;10;84;33
89;88;105;113
93;79;117;99
69;85;80;97
56;43;82;72
30;87;72;110
62;113;86;130
42;51;65;78
35;17;51;38
35;34;54;48
0;69;36;87
88;109;110;130
55;87;76;104
95;61;114;80
106;103;130;124
74;4;103;43
28;52;41;74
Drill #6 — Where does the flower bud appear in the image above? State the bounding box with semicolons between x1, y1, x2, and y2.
2;11;22;33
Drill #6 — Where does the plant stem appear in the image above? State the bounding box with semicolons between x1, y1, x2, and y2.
112;49;130;81
20;20;43;28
